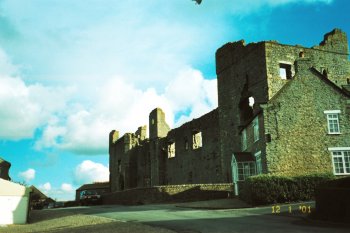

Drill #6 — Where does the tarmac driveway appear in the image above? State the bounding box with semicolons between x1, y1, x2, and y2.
82;200;350;233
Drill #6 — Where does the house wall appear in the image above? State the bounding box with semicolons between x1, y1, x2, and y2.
240;114;268;173
0;179;31;225
263;60;350;175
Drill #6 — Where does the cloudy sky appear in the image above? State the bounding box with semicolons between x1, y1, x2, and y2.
0;0;349;200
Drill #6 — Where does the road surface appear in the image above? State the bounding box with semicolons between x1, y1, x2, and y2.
71;202;349;233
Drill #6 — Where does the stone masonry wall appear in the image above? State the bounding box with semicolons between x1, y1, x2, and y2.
162;109;222;185
263;61;350;175
216;41;268;183
265;29;350;100
103;183;233;205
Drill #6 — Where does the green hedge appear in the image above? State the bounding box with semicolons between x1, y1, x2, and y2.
239;173;335;205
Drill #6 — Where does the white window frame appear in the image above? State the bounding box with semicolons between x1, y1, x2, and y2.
328;147;350;175
242;129;247;151
324;110;341;134
255;151;262;174
253;117;259;142
237;161;256;181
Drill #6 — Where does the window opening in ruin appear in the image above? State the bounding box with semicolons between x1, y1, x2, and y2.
324;110;341;134
242;129;247;151
239;98;254;122
299;51;304;58
118;160;121;173
192;131;202;149
151;119;155;125
237;161;256;181
255;151;262;174
347;78;350;84
248;96;255;107
168;142;175;158
184;138;189;150
253;117;259;142
279;63;292;80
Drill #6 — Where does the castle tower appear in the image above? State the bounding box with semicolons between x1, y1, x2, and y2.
149;108;170;139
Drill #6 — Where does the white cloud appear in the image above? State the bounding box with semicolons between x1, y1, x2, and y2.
38;182;75;201
35;68;217;155
61;183;74;192
74;160;109;185
0;74;73;141
18;168;35;182
39;182;52;194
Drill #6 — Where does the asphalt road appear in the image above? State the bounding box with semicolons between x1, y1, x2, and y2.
72;202;350;233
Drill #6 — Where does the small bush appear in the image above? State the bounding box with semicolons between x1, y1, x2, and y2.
240;173;334;205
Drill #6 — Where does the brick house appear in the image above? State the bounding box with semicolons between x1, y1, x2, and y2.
109;29;350;192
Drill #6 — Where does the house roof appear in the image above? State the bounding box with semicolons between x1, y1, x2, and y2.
30;185;49;199
233;152;255;162
76;182;110;191
268;66;350;105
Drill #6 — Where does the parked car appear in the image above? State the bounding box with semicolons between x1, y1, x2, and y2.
80;190;102;205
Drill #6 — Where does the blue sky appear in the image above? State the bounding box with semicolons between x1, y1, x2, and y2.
0;0;349;200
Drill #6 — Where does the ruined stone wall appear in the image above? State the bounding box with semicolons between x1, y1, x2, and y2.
149;108;170;139
263;62;350;175
265;29;350;100
162;109;222;185
216;41;268;182
109;130;146;192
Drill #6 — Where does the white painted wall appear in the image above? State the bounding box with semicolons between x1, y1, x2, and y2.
0;196;29;225
0;178;31;225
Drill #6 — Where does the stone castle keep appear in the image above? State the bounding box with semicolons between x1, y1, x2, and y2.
109;29;350;192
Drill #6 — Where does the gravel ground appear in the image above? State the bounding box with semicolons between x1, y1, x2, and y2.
0;208;177;233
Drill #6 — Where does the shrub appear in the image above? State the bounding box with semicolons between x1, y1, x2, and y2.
239;173;334;205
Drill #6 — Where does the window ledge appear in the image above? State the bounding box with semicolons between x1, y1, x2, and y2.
327;133;341;135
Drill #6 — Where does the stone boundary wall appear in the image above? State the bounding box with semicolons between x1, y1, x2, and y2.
102;183;234;205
